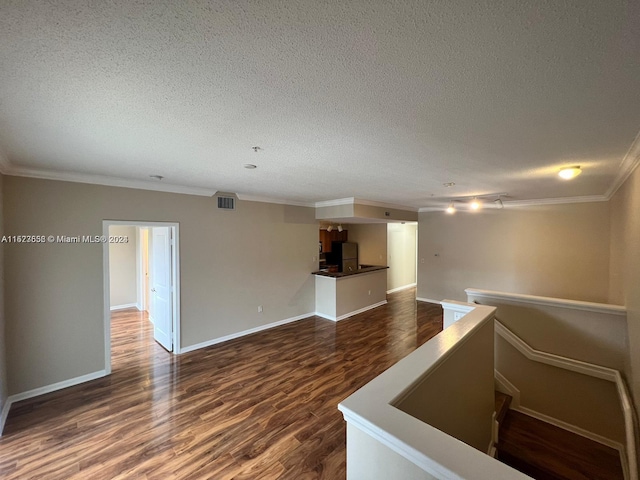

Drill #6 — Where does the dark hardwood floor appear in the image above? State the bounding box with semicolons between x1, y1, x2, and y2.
0;288;443;479
498;410;624;480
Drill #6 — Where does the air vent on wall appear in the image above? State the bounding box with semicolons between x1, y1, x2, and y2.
217;196;235;210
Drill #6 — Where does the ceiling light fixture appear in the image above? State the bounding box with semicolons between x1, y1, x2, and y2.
337;225;343;232
446;202;456;214
443;182;455;187
470;198;481;210
243;164;257;169
494;198;504;209
326;225;333;232
149;175;164;181
558;166;581;180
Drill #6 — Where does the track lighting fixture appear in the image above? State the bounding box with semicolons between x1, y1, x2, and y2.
446;202;456;214
326;225;333;232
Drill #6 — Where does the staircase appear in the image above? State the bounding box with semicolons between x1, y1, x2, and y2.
494;393;624;480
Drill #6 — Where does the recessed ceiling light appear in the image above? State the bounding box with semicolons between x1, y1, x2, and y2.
558;166;581;180
443;182;455;187
244;164;257;169
149;175;164;181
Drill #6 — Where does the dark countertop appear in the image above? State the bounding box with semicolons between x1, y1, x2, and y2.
312;265;389;278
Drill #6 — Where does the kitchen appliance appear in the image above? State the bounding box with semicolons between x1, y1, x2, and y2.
328;242;358;273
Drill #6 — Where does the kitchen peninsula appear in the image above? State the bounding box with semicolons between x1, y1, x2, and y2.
313;265;389;321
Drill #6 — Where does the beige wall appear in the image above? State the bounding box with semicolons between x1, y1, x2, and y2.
610;164;640;412
353;204;418;222
3;176;317;395
108;225;138;308
0;174;7;416
394;319;495;453
417;202;611;303
387;223;417;291
346;423;438;480
347;223;387;265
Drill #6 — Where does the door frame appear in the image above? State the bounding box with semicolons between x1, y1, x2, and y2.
102;220;181;375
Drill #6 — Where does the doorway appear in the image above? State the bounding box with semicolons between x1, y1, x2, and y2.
102;221;181;375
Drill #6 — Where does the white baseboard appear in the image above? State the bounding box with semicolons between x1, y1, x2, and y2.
110;303;139;311
416;297;441;304
0;397;12;436
494;370;521;409
180;312;315;354
316;300;388;322
513;405;624;453
1;369;108;436
387;283;416;294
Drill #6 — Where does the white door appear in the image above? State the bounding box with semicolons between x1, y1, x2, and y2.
150;227;173;351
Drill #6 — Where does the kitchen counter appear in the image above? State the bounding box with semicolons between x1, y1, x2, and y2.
313;266;388;321
312;265;389;278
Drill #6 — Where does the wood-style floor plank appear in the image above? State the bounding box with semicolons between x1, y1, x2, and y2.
498;410;624;480
0;288;442;479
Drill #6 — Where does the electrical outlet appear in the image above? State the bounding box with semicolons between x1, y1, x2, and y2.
258;305;263;313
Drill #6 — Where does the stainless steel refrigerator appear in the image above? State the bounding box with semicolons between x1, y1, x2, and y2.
329;242;358;273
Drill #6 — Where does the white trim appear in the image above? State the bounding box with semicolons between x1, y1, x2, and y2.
386;283;416;294
418;194;610;212
495;320;638;480
180;312;314;354
316;300;388;322
236;193;313;207
512;406;624;452
109;303;139;311
353;198;420;212
607;129;640;199
488;411;498;456
8;370;108;405
466;288;626;315
494;369;521;409
495;320;618;381
1;369;108;434
6;166;216;197
416;297;441;304
315;197;355;208
315;197;419;212
0;398;12;436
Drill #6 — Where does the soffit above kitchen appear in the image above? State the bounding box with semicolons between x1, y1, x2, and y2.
0;1;639;210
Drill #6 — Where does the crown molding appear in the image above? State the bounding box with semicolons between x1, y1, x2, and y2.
314;197;419;212
235;193;314;207
5;165;217;197
605;129;640;199
314;197;356;208
418;194;609;212
352;198;420;212
504;195;609;207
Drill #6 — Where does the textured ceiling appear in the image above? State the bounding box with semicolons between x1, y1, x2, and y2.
0;0;639;209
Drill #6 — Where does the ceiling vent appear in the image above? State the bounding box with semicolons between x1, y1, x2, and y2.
217;196;235;210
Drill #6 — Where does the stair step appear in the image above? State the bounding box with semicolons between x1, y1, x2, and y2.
497;410;623;480
495;391;512;426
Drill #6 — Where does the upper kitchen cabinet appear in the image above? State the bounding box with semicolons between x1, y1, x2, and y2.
320;228;348;253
